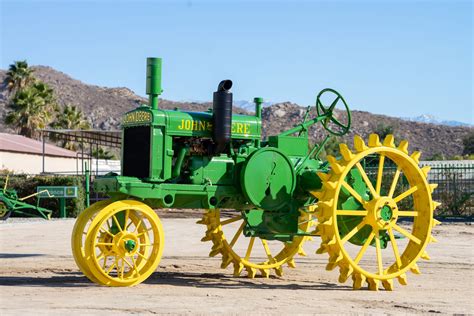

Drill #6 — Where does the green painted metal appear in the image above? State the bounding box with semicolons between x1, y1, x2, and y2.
146;57;162;110
241;147;296;211
94;57;360;241
124;240;136;252
85;162;90;208
0;185;53;220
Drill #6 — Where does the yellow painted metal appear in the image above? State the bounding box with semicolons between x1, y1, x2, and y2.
313;134;440;291
198;206;316;278
82;200;165;286
71;199;113;283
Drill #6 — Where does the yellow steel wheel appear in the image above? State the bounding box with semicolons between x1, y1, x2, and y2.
85;200;164;286
313;134;440;291
198;207;316;278
71;199;113;283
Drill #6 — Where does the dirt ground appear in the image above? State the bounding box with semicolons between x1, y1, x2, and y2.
0;217;473;315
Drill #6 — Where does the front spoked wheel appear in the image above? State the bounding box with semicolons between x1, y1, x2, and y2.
84;200;164;286
71;199;113;283
314;134;440;290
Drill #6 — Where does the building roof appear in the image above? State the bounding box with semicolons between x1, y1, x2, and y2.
0;133;79;158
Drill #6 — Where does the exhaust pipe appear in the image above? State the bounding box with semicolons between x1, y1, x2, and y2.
212;80;233;153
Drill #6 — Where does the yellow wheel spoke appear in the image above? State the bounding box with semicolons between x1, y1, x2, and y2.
397;210;418;217
388;168;401;198
392;224;421;244
394;186;418;203
261;239;273;261
137;252;148;261
220;216;242;226
139;243;158;247
102;255;108;269
112;215;123;233
99;227;115;238
134;219;143;233
122;256;133;269
354;230;375;264
388;227;402;268
95;242;113;247
105;259;116;275
341;220;367;244
356;163;378;198
123;209;130;231
375;154;385;194
120;259;125;279
375;230;384;275
244;237;255;260
341;181;366;206
131;256;140;276
229;221;245;247
336;210;368;216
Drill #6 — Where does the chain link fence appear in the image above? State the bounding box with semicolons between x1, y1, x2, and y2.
364;160;473;218
422;163;473;218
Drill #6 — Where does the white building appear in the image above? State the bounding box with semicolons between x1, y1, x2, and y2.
0;133;120;175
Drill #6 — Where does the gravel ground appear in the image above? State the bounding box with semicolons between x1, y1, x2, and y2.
0;217;473;315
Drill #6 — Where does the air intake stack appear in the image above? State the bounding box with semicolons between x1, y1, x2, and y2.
146;57;163;109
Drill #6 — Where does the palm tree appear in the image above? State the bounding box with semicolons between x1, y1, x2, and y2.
92;147;116;160
52;105;90;130
51;105;90;150
5;82;57;139
3;60;35;95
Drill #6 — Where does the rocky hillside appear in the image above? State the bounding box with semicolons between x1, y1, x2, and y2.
0;66;472;158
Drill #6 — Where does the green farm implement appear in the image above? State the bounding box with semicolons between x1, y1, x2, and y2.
72;58;440;290
0;175;53;220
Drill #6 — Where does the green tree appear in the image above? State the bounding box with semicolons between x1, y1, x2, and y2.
92;147;115;160
5;82;57;139
374;123;395;139
319;136;340;160
51;105;89;130
3;60;35;95
50;105;90;150
462;132;474;155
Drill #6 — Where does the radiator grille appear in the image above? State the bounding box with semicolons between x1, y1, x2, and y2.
122;126;151;178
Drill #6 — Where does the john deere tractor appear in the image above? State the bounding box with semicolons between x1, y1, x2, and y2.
72;58;439;290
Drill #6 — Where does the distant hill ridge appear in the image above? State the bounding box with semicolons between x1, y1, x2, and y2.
0;65;472;158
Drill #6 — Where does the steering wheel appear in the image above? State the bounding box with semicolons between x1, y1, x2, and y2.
316;88;351;136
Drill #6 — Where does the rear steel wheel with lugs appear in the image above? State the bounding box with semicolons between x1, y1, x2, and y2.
198;207;315;278
313;134;440;291
83;200;165;286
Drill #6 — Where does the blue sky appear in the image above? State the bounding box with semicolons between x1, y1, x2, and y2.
1;0;472;123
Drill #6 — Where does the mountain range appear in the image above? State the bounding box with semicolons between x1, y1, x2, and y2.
0;65;472;159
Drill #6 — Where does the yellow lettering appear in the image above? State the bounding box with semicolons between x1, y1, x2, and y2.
244;124;250;134
185;120;191;130
199;121;206;131
237;123;243;133
178;119;185;129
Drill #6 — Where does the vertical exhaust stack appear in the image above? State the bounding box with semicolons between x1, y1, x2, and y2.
146;57;163;110
213;80;233;153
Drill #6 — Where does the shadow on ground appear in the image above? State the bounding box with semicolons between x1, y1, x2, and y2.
0;270;350;291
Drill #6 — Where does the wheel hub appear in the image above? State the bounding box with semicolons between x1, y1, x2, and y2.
366;197;399;229
113;232;139;256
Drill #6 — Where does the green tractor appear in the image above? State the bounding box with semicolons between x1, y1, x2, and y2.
72;58;439;290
